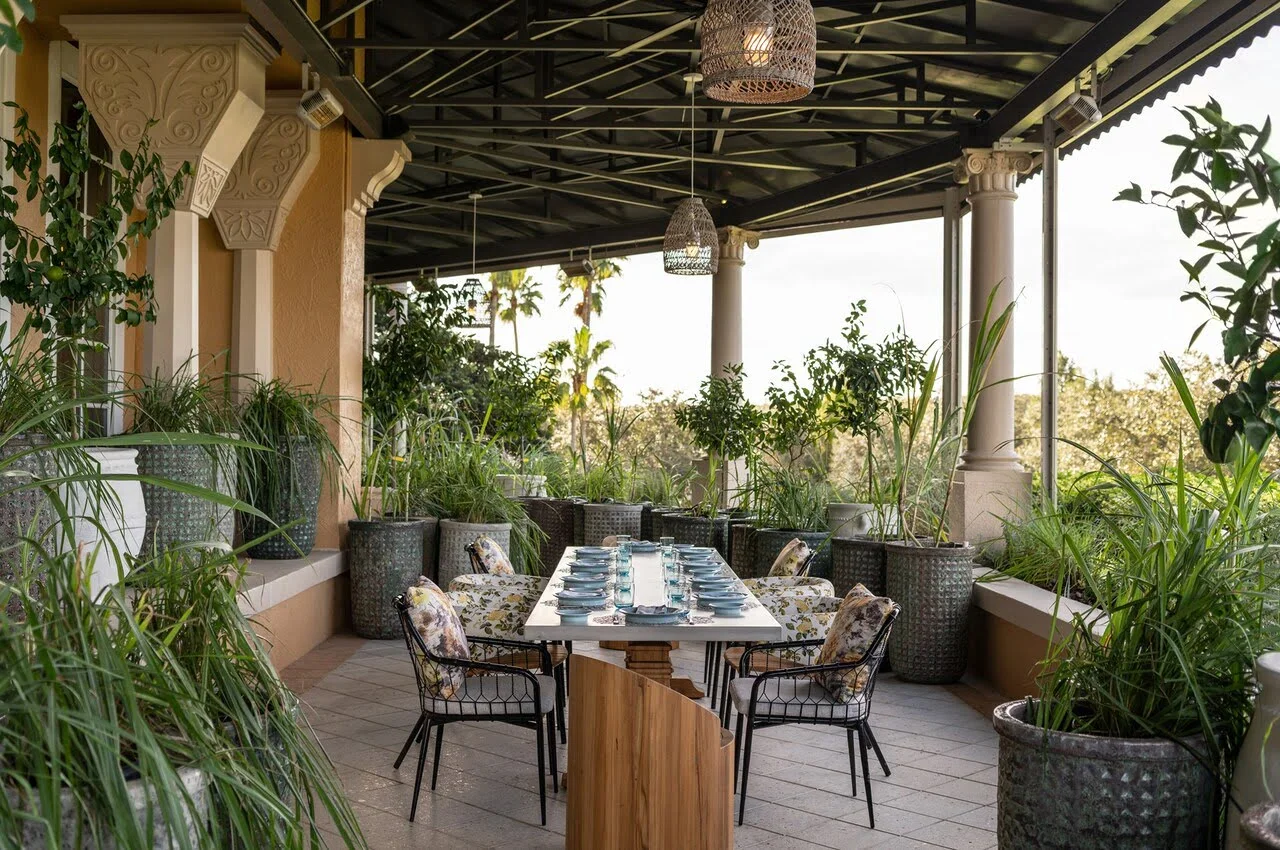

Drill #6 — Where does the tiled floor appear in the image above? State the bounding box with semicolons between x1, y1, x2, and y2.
292;637;999;850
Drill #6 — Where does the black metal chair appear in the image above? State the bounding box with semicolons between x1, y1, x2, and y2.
392;595;559;825
729;606;900;828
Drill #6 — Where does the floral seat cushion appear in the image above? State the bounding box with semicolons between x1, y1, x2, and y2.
768;538;811;577
472;534;516;575
813;584;895;703
449;573;546;597
406;577;471;699
741;576;834;599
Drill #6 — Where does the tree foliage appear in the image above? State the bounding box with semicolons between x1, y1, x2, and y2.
1119;99;1280;460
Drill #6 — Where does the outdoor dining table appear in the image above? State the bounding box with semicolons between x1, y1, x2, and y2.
522;546;783;699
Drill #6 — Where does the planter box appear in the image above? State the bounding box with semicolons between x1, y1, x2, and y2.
968;567;1104;699
521;497;575;577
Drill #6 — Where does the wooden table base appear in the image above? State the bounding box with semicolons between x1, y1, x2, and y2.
624;641;705;699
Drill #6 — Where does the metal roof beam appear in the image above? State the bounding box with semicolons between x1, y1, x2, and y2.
403;160;670;210
375;193;562;225
407;118;954;132
390;95;999;110
331;37;1051;56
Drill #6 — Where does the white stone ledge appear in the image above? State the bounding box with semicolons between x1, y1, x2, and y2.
972;566;1107;640
239;549;346;617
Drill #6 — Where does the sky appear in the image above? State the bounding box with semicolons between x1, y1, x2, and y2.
445;31;1279;403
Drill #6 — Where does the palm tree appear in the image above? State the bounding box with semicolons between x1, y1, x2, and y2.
545;326;619;460
489;268;542;355
558;258;623;330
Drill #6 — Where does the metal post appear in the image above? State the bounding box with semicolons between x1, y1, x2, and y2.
941;186;964;417
1041;120;1059;505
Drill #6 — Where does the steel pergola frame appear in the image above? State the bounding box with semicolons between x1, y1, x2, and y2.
247;0;1279;279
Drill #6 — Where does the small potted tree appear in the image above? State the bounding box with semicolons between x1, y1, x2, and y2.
0;103;188;581
673;364;760;555
577;402;644;545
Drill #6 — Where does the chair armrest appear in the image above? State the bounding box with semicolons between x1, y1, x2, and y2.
739;639;826;675
433;652;545;689
467;635;553;673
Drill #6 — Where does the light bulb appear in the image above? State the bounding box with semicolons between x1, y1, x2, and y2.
743;20;775;67
684;241;701;259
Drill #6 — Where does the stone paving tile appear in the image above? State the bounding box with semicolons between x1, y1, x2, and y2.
289;637;999;850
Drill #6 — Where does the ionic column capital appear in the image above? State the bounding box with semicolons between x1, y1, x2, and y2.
213;93;320;252
954;148;1034;199
718;226;760;265
62;14;276;218
349;139;411;216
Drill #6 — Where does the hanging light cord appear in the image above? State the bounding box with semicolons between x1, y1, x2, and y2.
471;195;478;275
689;83;696;198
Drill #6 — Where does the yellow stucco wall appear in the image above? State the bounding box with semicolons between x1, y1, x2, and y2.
12;9;364;552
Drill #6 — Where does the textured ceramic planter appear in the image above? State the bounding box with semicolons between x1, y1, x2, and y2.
521;497;575;577
884;540;973;683
136;444;217;553
211;441;237;547
663;511;730;557
753;528;831;579
994;700;1214;849
241;437;321;560
582;502;642;545
437;519;511;588
1230;652;1280;849
827;503;874;538
409;515;440;583
13;766;208;849
0;434;51;615
570;499;586;546
729;521;758;576
1242;804;1280;850
72;447;146;596
649;506;680;542
349;518;425;639
831;536;888;598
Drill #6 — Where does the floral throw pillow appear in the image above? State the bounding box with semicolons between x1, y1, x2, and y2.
473;534;515;575
768;538;811;577
406;577;471;698
813;584;895;703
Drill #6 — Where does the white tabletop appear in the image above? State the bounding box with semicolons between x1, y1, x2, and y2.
522;547;783;642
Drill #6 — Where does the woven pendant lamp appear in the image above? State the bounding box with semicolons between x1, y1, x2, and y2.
663;73;718;276
701;0;816;104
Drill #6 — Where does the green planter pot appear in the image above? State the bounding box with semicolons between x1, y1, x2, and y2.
649;506;679;542
753;528;831;579
994;700;1214;849
408;515;439;583
884;540;973;683
582;502;642;545
349;518;425;639
437;519;510;588
831;536;888;598
136;444;217;553
241;437;321;560
570;499;586;546
662;511;729;558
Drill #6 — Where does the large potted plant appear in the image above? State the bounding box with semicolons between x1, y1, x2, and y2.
485;349;560;499
0;103;188;577
346;428;424;639
813;316;929;597
127;366;238;553
236;379;340;560
746;360;833;577
672;364;760;556
432;419;543;586
577;403;643;545
885;290;1012;684
994;420;1272;848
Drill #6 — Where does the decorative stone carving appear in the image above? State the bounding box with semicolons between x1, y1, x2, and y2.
349;139;411;216
213;93;320;251
953;148;1035;198
718;226;761;264
61;15;277;218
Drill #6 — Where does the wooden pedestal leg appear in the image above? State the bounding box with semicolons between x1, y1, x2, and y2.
624;641;705;699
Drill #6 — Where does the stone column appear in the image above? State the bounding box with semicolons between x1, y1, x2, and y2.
62;14;276;377
710;226;759;378
949;148;1033;548
213;93;320;389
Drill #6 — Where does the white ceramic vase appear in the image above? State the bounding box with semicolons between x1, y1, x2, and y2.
1230;652;1280;849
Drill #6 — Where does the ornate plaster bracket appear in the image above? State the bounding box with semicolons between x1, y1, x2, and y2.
717;226;761;265
61;14;277;217
349;139;411;217
213;92;320;251
953;148;1034;200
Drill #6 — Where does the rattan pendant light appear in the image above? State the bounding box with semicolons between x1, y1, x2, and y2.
663;73;718;276
701;0;816;104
